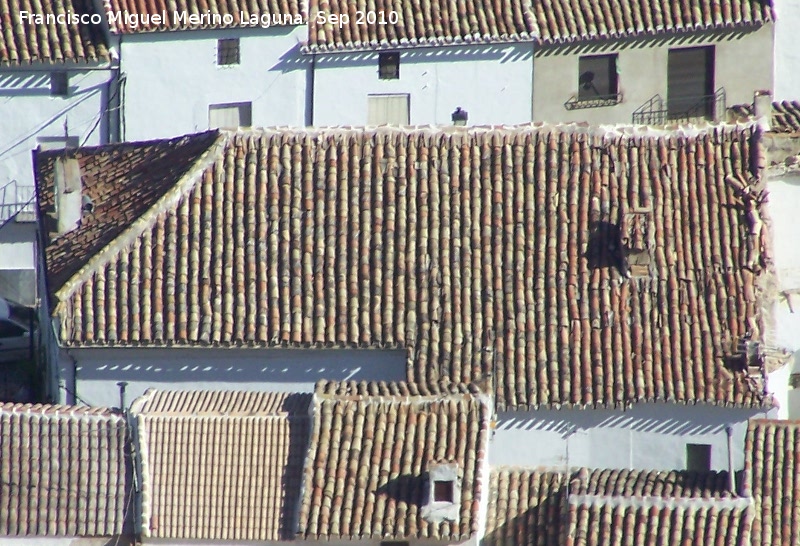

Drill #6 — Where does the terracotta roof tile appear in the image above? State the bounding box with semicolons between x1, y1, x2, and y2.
485;467;745;546
305;0;538;52
745;419;800;546
104;0;305;33
0;0;110;66
133;389;310;540
0;403;130;537
42;125;772;410
297;392;491;540
729;101;800;133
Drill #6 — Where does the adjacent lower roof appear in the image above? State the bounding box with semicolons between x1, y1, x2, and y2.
297;390;490;540
0;403;129;537
132;389;311;541
38;125;773;411
0;0;110;66
304;0;773;52
729;101;800;134
104;0;305;33
745;419;800;546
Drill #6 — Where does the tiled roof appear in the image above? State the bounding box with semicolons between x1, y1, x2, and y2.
35;131;221;300
0;0;110;66
133;389;310;540
43;125;772;410
729;101;800;133
485;467;744;546
745;419;800;546
534;0;774;45
297;392;491;540
104;0;305;33
0;403;130;537
304;0;538;52
315;379;484;397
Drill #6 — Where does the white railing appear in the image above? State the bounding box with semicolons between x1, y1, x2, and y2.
0;180;35;223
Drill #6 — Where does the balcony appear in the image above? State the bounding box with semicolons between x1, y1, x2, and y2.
0;180;36;225
632;88;726;126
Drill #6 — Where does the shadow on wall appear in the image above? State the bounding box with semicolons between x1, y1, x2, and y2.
312;43;533;69
282;393;311;539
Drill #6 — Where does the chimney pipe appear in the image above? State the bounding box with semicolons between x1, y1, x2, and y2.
753;90;772;132
726;425;736;494
117;381;128;410
54;156;83;235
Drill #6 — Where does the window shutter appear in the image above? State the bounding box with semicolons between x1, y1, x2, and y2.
209;102;252;129
367;94;410;125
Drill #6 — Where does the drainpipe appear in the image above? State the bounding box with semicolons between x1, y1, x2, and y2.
117;381;128;411
726;425;736;494
306;53;315;126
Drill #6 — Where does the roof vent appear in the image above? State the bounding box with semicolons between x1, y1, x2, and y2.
53;156;83;236
621;210;652;277
421;462;461;523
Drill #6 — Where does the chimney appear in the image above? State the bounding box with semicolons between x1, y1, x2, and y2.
53;156;83;235
753;90;772;132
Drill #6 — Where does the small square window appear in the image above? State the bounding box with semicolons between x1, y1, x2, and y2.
578;54;618;101
209;102;252;129
50;72;69;96
379;52;400;80
217;38;240;65
686;444;712;472
433;480;454;503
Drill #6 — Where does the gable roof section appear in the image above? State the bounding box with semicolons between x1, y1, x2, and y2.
46;125;772;411
297;391;490;540
35;131;221;301
745;419;800;546
534;0;774;45
104;0;305;33
0;0;110;66
304;0;538;52
485;467;744;546
0;403;129;537
133;389;311;541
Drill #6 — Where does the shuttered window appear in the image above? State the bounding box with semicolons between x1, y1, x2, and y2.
668;46;714;119
208;102;252;129
367;94;410;125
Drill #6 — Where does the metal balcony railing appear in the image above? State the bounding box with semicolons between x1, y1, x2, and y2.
0;180;36;224
632;88;727;126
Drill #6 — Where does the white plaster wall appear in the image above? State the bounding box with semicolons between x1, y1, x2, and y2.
145;540;469;546
0;221;36;270
3;538;130;545
312;44;534;127
59;347;407;407
533;26;773;125
119;26;308;141
773;0;800;101
0;68;112;188
491;403;773;471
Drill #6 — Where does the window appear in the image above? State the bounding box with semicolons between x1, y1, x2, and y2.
578;54;618;102
686;444;712;472
379;52;400;79
433;480;454;503
367;94;409;125
209;102;252;129
217;38;240;65
668;46;715;120
50;72;69;96
37;136;79;151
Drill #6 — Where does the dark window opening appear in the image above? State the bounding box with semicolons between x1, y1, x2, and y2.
50;72;69;96
686;444;712;472
0;320;26;339
379;52;400;80
578;54;618;101
433;480;454;503
668;46;715;120
217;38;240;65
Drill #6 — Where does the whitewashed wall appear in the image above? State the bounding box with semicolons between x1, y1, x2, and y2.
311;43;534;127
491;403;773;471
119;26;308;142
4;538;131;545
533;26;773;125
143;539;474;546
773;0;800;102
58;347;407;407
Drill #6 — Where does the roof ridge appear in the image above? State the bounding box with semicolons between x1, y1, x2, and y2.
567;494;752;510
53;132;226;306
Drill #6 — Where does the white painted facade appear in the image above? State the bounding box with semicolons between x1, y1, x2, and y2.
4;538;131;545
57;347;407;408
311;44;534;127
491;403;774;472
773;0;800;102
142;540;472;546
117;25;308;142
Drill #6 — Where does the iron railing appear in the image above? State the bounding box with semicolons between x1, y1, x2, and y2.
0;180;35;223
632;87;726;126
564;93;623;111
